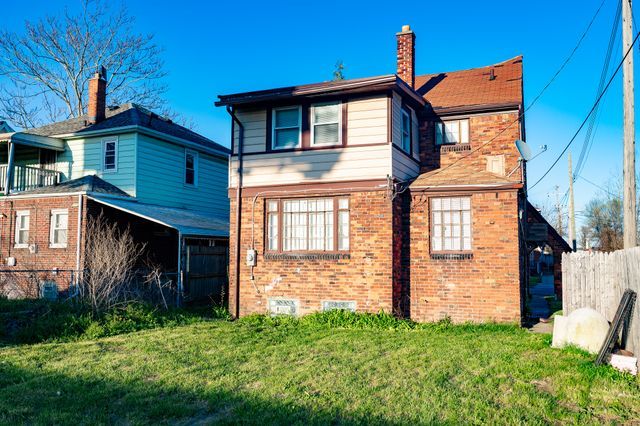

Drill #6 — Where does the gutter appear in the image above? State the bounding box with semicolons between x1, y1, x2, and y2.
226;106;244;319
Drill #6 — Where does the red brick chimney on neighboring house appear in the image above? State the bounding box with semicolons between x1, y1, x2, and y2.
396;25;415;88
88;66;107;123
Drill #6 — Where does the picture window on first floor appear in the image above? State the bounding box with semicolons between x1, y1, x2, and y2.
266;196;349;252
431;197;472;252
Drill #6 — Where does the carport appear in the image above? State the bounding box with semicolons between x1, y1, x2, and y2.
88;195;229;305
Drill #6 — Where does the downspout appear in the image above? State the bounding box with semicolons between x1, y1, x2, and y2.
5;141;15;196
75;194;83;279
177;231;183;306
226;106;244;319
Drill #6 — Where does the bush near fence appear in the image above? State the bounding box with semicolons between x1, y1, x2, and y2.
562;247;640;357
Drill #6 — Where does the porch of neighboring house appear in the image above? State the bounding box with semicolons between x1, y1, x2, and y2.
88;196;230;306
0;131;64;194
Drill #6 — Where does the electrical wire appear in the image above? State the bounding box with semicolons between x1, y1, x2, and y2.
529;29;640;190
405;0;609;184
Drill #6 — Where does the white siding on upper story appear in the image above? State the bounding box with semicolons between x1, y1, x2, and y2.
232;109;267;154
137;134;229;216
347;96;388;145
230;144;391;187
56;132;137;195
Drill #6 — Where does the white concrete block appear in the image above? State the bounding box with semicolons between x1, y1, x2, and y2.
552;315;569;348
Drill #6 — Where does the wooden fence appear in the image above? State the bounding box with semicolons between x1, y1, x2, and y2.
562;247;640;356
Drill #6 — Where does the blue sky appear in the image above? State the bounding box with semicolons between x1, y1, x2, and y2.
2;0;637;226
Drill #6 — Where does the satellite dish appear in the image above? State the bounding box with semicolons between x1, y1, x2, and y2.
515;139;533;161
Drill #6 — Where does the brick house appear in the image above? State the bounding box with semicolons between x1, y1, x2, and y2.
0;69;230;302
217;25;568;323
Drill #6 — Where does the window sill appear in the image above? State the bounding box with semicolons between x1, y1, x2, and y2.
437;144;471;153
49;244;68;249
264;252;350;261
430;252;473;260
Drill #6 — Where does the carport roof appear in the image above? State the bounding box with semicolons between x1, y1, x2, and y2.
88;195;229;238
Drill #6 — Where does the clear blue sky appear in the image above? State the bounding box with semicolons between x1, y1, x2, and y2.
2;0;637;227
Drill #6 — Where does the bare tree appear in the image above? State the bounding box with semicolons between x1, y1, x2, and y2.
79;214;143;314
0;0;168;128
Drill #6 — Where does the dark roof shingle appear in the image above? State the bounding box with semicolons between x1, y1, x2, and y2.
18;175;130;196
23;103;229;154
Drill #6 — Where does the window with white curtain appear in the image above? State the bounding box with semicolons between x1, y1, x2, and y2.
436;119;469;145
14;210;30;248
49;209;68;248
266;197;350;252
311;102;341;146
272;106;301;149
431;197;472;252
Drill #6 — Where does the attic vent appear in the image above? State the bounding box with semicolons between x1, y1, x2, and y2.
489;68;496;81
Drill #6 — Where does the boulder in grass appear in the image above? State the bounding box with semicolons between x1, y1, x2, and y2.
565;308;610;354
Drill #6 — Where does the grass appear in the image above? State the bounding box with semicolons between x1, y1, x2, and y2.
1;312;639;425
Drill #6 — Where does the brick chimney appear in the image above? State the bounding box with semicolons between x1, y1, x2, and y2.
396;25;415;88
88;66;107;123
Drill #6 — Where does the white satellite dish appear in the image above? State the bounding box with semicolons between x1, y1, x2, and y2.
515;139;533;161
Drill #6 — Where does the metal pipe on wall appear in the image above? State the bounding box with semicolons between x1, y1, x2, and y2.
227;106;244;318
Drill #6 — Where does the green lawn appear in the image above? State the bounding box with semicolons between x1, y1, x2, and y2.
1;318;639;425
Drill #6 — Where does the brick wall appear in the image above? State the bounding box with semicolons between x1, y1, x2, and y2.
0;195;86;295
229;190;394;317
407;190;523;323
419;111;523;181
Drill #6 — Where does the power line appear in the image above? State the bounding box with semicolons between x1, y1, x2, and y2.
529;29;640;190
579;175;620;196
404;0;608;184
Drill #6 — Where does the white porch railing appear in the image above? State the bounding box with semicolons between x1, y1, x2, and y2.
0;164;61;193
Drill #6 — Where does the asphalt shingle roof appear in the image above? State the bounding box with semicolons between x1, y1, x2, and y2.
23;103;229;154
410;165;517;189
415;56;523;111
19;174;130;196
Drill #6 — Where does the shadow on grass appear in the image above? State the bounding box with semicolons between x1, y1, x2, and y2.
0;362;400;425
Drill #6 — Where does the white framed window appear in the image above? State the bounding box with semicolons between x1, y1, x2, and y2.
102;137;118;172
185;149;198;186
14;210;30;248
401;108;411;153
266;197;349;253
272;106;301;149
436;119;470;145
311;102;341;146
431;197;472;252
49;209;68;248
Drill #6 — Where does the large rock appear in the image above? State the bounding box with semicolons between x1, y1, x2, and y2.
551;315;569;348
565;308;610;354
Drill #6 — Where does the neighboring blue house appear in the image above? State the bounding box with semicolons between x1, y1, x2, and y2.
0;68;230;303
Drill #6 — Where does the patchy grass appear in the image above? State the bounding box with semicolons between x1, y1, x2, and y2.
1;313;639;425
545;295;563;317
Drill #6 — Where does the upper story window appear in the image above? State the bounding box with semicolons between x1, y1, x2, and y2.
14;210;29;248
266;197;350;253
272;106;301;149
185;149;198;186
431;197;472;252
401;108;412;153
50;209;68;248
311;102;341;146
436;119;469;145
102;137;118;172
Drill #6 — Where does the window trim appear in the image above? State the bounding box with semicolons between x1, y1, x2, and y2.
14;210;30;249
102;136;118;173
49;208;69;249
435;119;470;145
401;107;412;154
265;196;350;255
272;106;302;150
310;101;342;147
184;149;199;187
429;196;473;254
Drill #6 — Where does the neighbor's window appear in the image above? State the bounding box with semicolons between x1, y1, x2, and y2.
50;209;68;248
14;210;30;248
431;197;471;252
311;102;341;146
266;197;350;252
436;119;469;145
185;149;198;186
401;108;412;153
102;137;118;171
272;106;301;149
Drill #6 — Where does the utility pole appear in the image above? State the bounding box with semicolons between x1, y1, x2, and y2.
554;185;564;238
568;153;577;251
623;0;637;248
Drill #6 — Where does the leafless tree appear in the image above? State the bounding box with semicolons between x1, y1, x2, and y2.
0;0;168;128
79;214;143;314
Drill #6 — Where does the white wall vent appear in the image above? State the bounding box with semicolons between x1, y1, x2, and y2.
268;298;299;316
322;301;356;312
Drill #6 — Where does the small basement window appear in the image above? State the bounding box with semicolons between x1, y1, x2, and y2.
268;298;299;316
322;300;356;312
